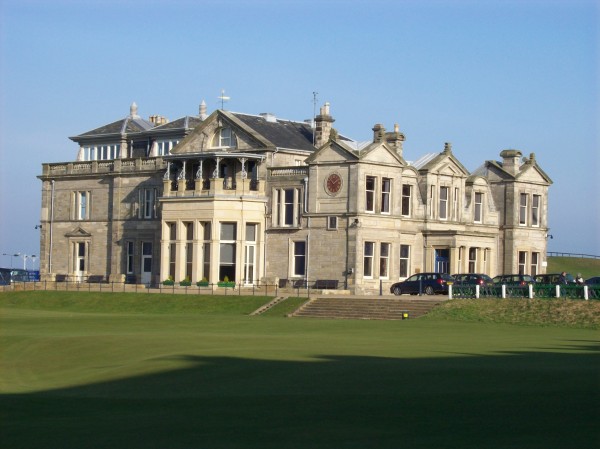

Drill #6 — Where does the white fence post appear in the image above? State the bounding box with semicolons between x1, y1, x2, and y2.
555;285;561;298
475;285;480;299
502;284;506;299
584;285;588;300
448;284;453;299
528;284;533;299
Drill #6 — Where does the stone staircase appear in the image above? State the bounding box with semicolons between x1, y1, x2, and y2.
290;296;442;320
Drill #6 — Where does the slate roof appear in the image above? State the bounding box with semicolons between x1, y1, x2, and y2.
150;116;203;131
72;116;154;139
232;113;316;152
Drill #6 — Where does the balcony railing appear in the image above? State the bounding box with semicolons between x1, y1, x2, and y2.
42;158;167;176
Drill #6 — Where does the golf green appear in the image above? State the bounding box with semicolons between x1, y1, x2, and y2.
0;292;597;448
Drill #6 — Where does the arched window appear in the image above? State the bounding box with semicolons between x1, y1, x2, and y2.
211;127;237;148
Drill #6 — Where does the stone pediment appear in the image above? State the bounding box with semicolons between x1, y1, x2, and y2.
517;163;552;184
305;140;358;164
171;110;271;155
359;143;405;166
65;226;92;238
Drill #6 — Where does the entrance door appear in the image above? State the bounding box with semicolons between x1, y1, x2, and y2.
244;244;255;285
435;249;450;274
75;242;86;282
141;242;152;285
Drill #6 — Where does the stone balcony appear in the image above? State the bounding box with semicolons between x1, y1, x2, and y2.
162;176;265;197
40;158;167;177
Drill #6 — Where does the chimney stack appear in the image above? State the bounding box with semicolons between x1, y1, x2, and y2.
372;124;385;143
314;102;335;148
385;123;405;158
499;149;523;175
199;100;208;120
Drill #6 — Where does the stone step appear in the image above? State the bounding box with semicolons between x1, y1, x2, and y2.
290;297;441;320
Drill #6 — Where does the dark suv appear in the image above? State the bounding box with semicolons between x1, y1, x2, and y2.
390;273;454;296
492;274;535;286
452;273;493;286
534;273;575;284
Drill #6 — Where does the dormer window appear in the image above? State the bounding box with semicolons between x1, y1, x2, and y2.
211;127;237;149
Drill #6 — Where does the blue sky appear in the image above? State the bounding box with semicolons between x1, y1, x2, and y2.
0;0;598;269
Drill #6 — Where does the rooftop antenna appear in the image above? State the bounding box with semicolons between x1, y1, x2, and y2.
218;89;230;110
312;91;318;145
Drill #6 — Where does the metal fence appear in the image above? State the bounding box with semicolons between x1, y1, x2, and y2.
0;277;349;298
451;284;600;300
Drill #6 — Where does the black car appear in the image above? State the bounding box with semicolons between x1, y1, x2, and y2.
585;276;600;285
390;273;454;296
492;274;535;286
534;273;575;284
452;273;493;286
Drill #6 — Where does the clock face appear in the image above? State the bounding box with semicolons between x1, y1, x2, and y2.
326;173;342;195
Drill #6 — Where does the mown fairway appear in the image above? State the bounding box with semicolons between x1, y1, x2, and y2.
1;292;598;449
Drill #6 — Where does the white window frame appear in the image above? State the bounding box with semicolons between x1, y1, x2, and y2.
140;188;158;219
531;252;539;276
474;192;483;223
379;242;390;279
439;186;449;220
468;247;477;273
381;178;391;214
211;127;237;149
274;188;301;227
364;241;375;278
365;176;376;213
518;251;527;275
531;195;541;227
292;240;306;277
401;184;411;217
244;223;258;285
399;244;410;278
74;191;90;220
519;193;528;226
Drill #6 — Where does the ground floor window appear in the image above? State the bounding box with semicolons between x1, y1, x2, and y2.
364;242;374;278
468;248;477;273
219;222;237;282
531;252;539;276
399;245;410;278
293;241;306;277
126;241;134;274
518;251;527;275
379;243;390;279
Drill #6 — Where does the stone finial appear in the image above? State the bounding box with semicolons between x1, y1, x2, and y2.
372;124;385;143
130;102;139;118
444;142;452;154
199;100;207;120
394;123;399;133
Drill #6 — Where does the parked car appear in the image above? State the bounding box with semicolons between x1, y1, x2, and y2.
0;268;10;286
534;273;575;284
390;273;454;296
585;276;600;285
452;273;494;286
492;274;536;286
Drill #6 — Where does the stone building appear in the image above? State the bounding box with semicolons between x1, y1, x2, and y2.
37;101;552;293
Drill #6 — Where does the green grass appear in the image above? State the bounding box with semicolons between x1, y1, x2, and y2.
547;256;600;279
1;291;598;449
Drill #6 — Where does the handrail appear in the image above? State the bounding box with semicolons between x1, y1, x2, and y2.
547;252;600;259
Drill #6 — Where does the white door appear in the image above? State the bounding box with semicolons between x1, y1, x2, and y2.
75;242;86;282
141;242;152;285
244;244;255;285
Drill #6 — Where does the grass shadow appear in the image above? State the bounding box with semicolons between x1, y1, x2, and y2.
2;346;599;449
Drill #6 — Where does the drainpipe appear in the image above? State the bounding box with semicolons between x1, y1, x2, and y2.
303;177;309;288
49;180;55;274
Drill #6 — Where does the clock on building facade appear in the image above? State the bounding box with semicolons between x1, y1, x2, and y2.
325;172;342;196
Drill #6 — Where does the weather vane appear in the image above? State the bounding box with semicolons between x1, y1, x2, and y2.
218;89;230;110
